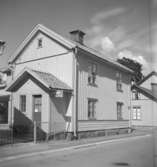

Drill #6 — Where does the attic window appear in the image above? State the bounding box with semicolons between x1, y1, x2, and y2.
37;38;43;48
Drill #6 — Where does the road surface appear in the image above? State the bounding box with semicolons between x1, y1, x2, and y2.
0;134;155;167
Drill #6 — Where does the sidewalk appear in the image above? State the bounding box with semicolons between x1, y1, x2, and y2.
0;129;151;160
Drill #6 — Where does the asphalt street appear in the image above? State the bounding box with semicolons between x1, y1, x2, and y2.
0;134;154;167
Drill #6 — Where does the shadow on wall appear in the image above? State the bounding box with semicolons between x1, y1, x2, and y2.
13;107;46;140
52;92;71;122
78;53;130;85
50;92;72;135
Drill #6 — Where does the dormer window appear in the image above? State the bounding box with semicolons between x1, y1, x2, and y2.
37;38;43;48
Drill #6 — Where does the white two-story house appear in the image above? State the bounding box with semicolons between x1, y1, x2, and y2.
2;24;133;138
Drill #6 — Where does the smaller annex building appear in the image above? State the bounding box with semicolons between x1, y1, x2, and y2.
131;71;157;127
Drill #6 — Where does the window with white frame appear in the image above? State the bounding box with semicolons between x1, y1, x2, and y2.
20;95;26;112
88;63;97;85
132;106;141;120
116;72;122;91
117;102;123;120
132;90;140;100
88;98;97;120
37;38;43;48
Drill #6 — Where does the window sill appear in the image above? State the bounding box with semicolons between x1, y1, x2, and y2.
88;83;98;87
88;118;96;121
117;89;123;93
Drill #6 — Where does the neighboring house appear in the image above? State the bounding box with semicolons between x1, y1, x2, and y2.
1;24;133;137
0;67;12;129
131;71;157;127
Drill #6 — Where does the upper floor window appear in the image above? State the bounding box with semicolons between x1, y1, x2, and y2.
116;72;122;92
20;95;26;112
132;106;141;120
117;102;123;120
88;98;97;120
88;63;97;85
37;38;43;48
132;90;140;100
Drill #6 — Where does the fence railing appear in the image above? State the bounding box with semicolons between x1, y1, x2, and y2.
0;121;67;145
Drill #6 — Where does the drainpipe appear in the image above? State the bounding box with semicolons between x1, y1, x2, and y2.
129;79;132;132
73;47;79;138
9;63;15;143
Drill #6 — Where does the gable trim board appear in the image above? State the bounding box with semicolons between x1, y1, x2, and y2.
7;67;73;92
8;24;133;75
9;24;75;63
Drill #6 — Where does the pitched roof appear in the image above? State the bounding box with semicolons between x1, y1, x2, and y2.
132;84;157;102
137;71;157;85
7;68;72;92
31;69;72;90
8;24;133;74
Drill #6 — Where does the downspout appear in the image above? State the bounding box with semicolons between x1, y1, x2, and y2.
129;76;132;132
73;47;79;138
9;63;15;143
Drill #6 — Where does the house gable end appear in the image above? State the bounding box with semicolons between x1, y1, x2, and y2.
139;72;157;90
9;24;75;64
15;31;72;64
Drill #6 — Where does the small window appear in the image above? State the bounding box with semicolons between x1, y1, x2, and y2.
132;90;140;100
88;63;97;85
37;38;43;48
20;95;26;112
117;102;123;120
116;72;122;92
132;106;141;120
33;95;42;113
88;98;97;120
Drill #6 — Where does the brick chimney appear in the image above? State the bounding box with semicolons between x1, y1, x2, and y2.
151;83;157;97
69;30;85;44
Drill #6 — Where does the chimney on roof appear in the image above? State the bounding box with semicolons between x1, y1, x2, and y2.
69;30;85;44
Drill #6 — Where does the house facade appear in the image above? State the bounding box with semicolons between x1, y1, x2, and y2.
1;24;133;137
131;71;157;127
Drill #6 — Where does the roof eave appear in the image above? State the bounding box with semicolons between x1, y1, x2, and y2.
8;24;76;64
77;47;133;74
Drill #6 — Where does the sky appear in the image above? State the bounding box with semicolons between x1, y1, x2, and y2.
0;0;156;74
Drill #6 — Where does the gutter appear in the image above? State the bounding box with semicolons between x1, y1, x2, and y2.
73;47;79;138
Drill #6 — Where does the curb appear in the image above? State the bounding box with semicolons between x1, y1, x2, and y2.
0;133;151;163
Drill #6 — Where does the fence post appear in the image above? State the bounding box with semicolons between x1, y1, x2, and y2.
53;122;55;140
34;121;37;144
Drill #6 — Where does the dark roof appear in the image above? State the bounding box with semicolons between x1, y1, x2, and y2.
132;85;157;102
7;68;72;92
137;71;157;85
31;69;72;90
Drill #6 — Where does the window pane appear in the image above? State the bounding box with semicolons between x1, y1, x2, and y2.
88;99;97;120
20;95;26;112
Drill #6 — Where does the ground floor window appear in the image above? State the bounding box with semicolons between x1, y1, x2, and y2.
20;95;26;112
132;106;141;120
88;98;97;120
33;95;42;123
117;102;123;120
0;101;8;123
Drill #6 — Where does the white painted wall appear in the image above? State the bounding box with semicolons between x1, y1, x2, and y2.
13;78;49;132
12;32;74;119
77;52;131;131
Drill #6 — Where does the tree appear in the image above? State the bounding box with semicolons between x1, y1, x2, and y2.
117;57;144;83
